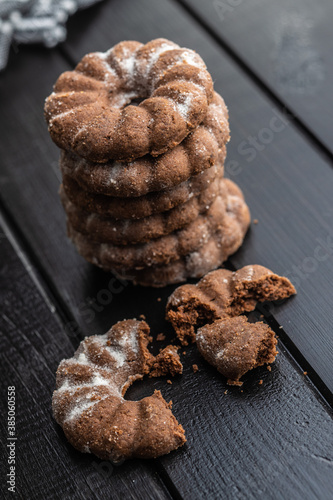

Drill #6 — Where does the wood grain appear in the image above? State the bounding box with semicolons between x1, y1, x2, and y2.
0;0;333;498
1;215;333;500
179;0;333;157
1;0;332;389
0;220;171;500
57;0;333;395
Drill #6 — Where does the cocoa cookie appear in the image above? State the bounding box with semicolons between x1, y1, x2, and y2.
62;163;223;220
149;346;183;378
92;179;251;286
196;316;278;386
59;92;229;197
52;319;186;462
60;177;227;245
67;194;227;268
166;264;296;344
45;38;214;162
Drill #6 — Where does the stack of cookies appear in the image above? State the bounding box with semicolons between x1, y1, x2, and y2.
45;38;250;286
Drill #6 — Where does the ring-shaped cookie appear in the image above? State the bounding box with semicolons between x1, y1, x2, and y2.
52;320;186;461
61;163;223;220
60;170;224;245
45;38;214;162
66;179;251;283
59;92;229;197
109;179;251;287
67;193;227;269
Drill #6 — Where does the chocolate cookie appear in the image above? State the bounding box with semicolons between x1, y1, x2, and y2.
45;38;214;162
67;194;227;269
59;92;229;197
83;179;251;286
52;319;186;461
61;177;227;245
196;316;278;385
62;163;223;220
166;264;296;344
149;346;183;378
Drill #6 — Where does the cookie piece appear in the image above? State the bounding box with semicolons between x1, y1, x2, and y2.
52;320;186;462
67;194;228;269
95;179;251;286
62;162;223;220
166;263;296;344
45;38;214;162
59;92;229;197
149;346;183;378
196;316;278;386
61;177;227;245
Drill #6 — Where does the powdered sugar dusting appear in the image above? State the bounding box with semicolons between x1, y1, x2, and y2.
106;348;126;367
107;161;124;184
65;392;109;423
95;49;112;61
118;323;139;353
53;321;146;431
92;334;126;368
216;349;225;359
113;90;138;108
243;266;254;281
144;42;178;79
226;195;242;217
175;94;193;121
49;108;74;123
95;52;117;81
178;49;206;69
117;49;137;84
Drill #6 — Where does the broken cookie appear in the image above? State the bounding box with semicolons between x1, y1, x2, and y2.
149;345;183;378
52;320;186;462
166;264;296;344
196;316;278;386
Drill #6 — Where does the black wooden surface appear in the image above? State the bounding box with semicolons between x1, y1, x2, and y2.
1;0;333;392
1;213;333;500
0;218;172;500
1;0;333;498
181;0;333;157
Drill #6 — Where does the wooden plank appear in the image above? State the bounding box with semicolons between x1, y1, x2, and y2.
61;0;333;395
1;219;333;500
0;2;333;498
178;0;333;157
0;217;172;500
157;345;333;500
2;0;331;389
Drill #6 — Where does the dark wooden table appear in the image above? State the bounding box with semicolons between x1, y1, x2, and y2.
1;1;333;498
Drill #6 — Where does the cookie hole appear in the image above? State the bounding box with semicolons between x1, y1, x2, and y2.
110;92;146;109
129;96;145;106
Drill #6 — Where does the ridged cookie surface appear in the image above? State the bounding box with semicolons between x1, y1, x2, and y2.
45;38;214;162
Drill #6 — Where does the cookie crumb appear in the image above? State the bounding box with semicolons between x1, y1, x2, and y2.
139;314;146;320
267;365;272;371
156;333;166;341
303;371;308;376
258;379;263;385
182;351;186;355
192;364;199;373
253;219;258;224
224;390;228;395
149;346;183;377
157;297;161;302
167;379;172;385
279;325;283;329
260;314;264;319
